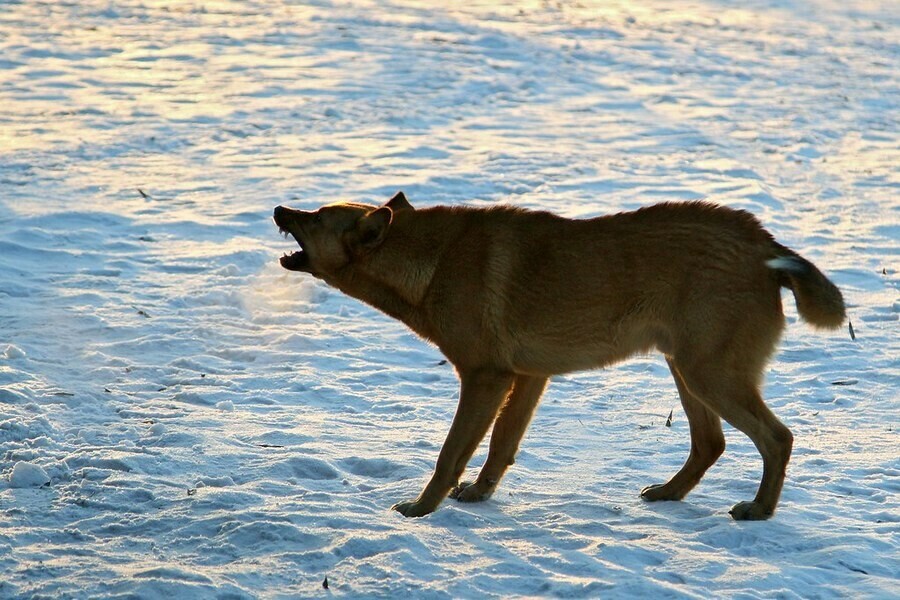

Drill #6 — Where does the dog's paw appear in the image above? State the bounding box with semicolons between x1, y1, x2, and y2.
391;499;434;518
640;483;686;502
729;500;773;521
450;481;493;503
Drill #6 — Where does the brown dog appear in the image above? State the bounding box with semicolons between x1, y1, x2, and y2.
273;192;845;520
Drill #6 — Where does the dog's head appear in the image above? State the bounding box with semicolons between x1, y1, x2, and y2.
273;191;413;276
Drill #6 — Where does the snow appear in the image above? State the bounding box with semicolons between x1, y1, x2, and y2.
7;462;50;489
1;346;26;361
0;0;897;598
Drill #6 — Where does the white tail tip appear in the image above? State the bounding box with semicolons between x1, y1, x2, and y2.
766;256;806;273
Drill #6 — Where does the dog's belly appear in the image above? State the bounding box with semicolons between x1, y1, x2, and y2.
509;324;666;376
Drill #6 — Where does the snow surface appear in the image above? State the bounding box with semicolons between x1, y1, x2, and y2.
1;0;897;598
7;462;50;490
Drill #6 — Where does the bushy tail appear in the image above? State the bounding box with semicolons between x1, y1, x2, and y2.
766;246;845;329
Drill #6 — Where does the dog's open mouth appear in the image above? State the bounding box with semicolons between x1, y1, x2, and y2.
277;226;309;271
274;206;310;272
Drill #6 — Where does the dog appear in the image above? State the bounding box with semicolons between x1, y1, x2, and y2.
273;192;845;520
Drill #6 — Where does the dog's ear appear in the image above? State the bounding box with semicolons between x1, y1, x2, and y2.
386;191;414;212
346;206;393;256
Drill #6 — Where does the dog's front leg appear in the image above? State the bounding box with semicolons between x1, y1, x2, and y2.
452;374;548;503
392;369;514;518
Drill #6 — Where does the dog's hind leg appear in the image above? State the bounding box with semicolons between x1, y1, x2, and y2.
641;357;725;502
452;374;548;503
671;357;793;520
392;369;515;518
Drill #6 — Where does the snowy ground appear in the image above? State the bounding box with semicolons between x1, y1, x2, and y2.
1;0;898;597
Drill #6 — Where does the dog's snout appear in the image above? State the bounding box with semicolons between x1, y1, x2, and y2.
274;205;296;229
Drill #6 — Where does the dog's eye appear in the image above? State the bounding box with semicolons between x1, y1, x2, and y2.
313;213;322;224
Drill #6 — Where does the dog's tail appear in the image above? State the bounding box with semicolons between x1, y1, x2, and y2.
767;244;845;329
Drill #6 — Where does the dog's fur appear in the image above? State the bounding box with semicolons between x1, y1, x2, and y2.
273;192;845;520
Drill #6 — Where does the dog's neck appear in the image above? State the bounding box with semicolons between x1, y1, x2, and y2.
325;209;452;337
